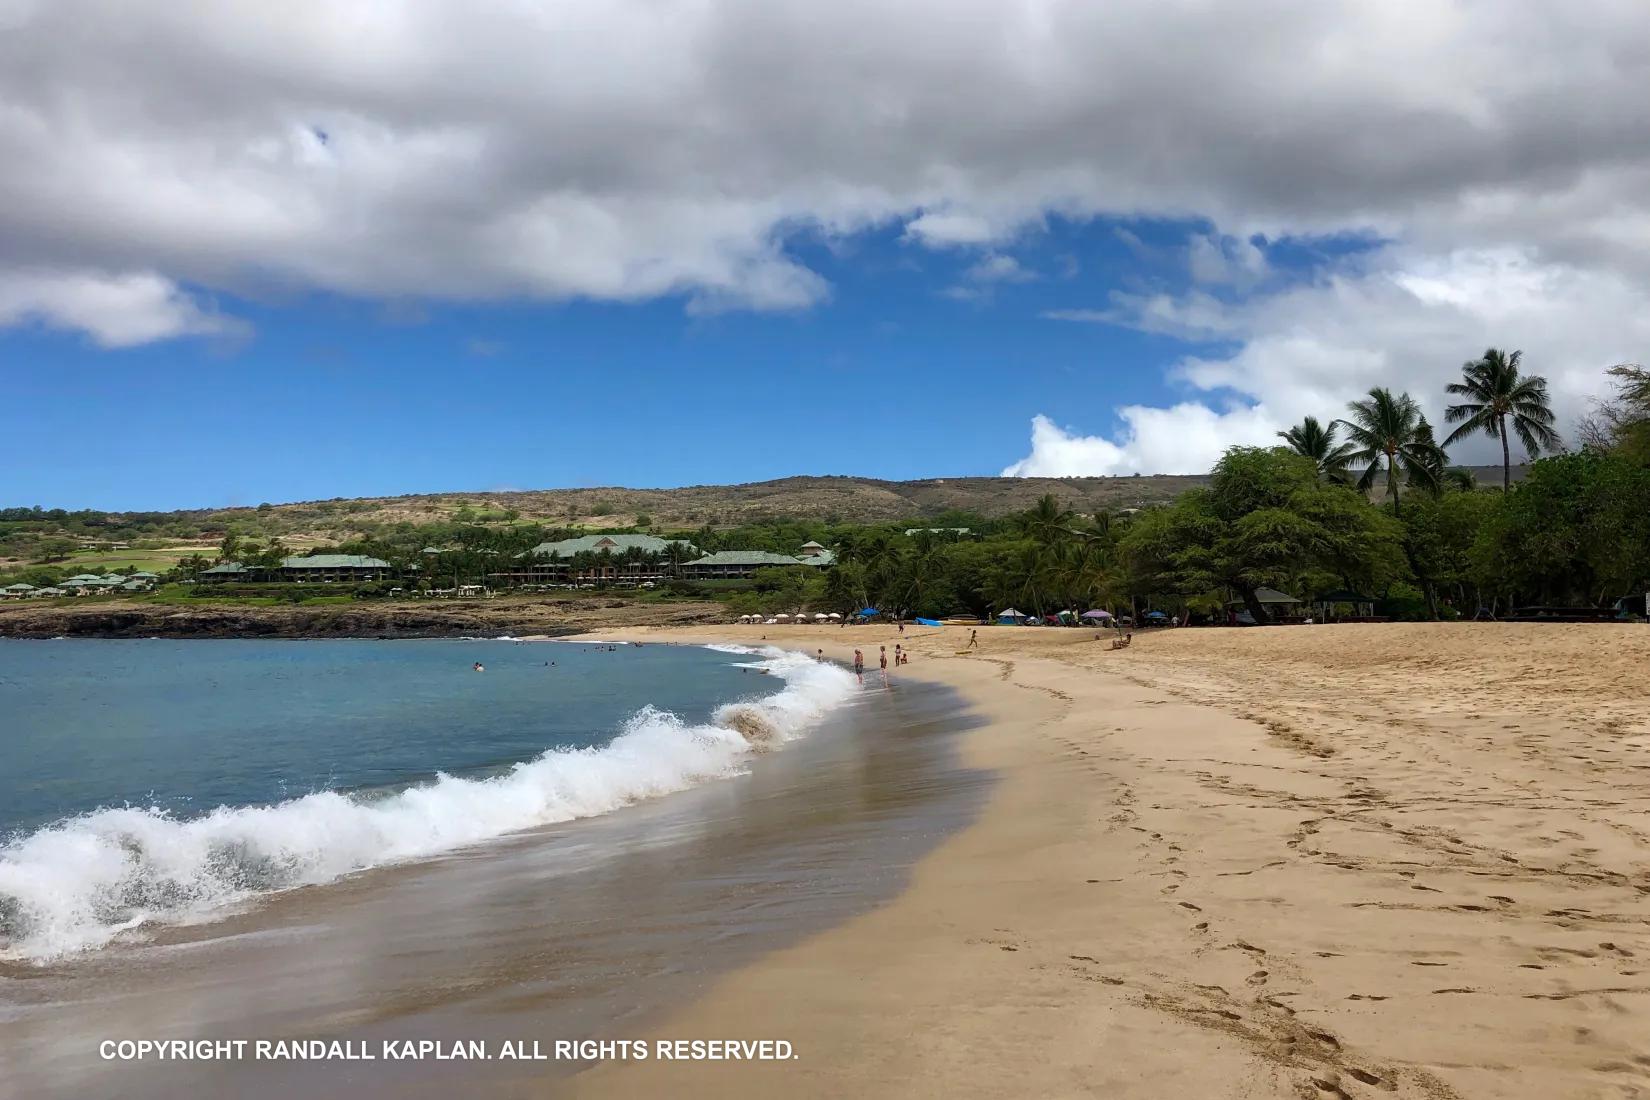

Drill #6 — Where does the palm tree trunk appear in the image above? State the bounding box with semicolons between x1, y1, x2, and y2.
1388;453;1401;516
1499;416;1511;492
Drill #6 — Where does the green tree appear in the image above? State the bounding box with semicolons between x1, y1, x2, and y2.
1276;416;1356;482
1472;450;1650;606
1336;388;1448;515
1579;363;1650;464
1443;348;1563;492
1120;447;1403;622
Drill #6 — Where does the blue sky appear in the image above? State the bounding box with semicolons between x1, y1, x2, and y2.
4;218;1264;512
5;1;1643;512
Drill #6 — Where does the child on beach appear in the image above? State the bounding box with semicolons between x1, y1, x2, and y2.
968;629;978;648
879;646;889;684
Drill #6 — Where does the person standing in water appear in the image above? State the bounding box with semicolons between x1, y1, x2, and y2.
852;648;864;683
879;645;889;684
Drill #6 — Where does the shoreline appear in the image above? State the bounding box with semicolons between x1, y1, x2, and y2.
551;622;1650;1100
0;639;988;1100
0;597;727;639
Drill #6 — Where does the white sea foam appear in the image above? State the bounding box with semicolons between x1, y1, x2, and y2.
0;647;854;962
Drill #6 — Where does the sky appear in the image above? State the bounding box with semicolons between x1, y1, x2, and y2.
3;0;1649;512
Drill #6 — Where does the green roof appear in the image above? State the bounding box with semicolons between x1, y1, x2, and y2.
279;555;390;569
683;550;806;567
799;549;836;566
65;574;103;582
129;571;160;579
3;583;35;591
522;534;693;559
200;562;250;575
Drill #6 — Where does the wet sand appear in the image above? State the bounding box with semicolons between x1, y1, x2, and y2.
0;665;986;1100
562;623;1650;1100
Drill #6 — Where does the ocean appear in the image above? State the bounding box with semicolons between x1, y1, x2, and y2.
0;637;987;1098
0;638;852;961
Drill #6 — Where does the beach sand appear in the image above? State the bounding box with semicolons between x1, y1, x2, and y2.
548;623;1650;1100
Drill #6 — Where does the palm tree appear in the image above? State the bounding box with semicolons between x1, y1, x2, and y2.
664;540;692;577
1277;416;1356;482
1443;467;1477;493
1020;494;1075;545
1335;388;1448;515
1443;348;1562;491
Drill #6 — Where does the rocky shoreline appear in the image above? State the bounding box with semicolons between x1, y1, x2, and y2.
0;597;728;639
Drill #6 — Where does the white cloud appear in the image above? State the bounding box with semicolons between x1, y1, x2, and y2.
1009;246;1650;474
967;254;1034;284
0;0;1647;348
1188;233;1268;288
1002;405;1281;477
0;270;242;347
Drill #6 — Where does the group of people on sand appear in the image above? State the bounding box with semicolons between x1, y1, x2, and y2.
848;643;909;686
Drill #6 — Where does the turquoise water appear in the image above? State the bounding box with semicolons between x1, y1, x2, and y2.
0;638;857;959
0;639;755;833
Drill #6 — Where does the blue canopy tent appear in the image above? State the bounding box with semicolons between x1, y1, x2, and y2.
855;607;880;620
996;607;1029;624
914;617;942;627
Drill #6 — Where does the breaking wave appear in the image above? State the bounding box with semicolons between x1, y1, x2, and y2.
0;646;854;962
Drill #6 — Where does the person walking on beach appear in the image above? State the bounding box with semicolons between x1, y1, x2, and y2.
968;629;979;649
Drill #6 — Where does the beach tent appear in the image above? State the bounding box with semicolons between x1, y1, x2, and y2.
1143;610;1170;624
1081;609;1111;620
997;608;1029;624
1228;588;1301;607
1314;589;1376;617
914;617;942;627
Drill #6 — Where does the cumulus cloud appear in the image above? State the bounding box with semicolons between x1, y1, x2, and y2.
1009;246;1650;474
1002;406;1281;477
1;0;1649;360
0;270;242;347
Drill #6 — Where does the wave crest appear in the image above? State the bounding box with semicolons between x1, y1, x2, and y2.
0;647;854;962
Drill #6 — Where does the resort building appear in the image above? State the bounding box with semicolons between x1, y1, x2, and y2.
27;572;161;596
796;541;837;566
493;534;696;587
198;556;394;583
277;555;393;582
678;550;815;580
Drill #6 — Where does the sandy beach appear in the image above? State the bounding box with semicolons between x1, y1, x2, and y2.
549;622;1650;1100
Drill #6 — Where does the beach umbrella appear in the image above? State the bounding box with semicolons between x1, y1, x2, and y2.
1081;609;1111;620
827;612;842;619
814;613;828;620
775;613;790;619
